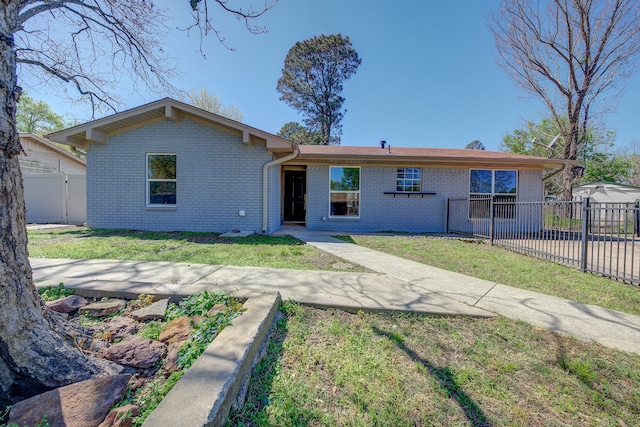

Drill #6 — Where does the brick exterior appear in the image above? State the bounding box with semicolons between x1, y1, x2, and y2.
86;117;545;234
86;118;276;233
305;166;543;233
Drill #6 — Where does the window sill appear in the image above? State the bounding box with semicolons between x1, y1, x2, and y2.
327;217;360;221
383;192;436;198
145;205;177;211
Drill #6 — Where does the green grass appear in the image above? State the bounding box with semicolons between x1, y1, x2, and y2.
228;304;640;427
27;228;363;271
342;235;640;316
37;283;75;301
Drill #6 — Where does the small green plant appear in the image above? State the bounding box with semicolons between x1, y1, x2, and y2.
0;407;49;427
133;371;184;427
176;313;237;370
561;356;598;385
166;290;236;319
37;283;74;301
126;291;243;426
130;293;154;309
136;321;164;341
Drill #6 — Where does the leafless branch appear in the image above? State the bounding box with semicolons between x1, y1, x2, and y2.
490;0;640;198
181;0;278;54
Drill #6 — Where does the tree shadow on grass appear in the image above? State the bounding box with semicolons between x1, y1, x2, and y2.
226;309;293;426
372;325;493;427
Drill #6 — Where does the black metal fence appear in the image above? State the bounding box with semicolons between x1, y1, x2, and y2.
447;197;640;285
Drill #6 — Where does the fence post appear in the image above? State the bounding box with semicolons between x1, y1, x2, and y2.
580;197;590;273
634;199;639;237
489;196;495;245
446;198;450;233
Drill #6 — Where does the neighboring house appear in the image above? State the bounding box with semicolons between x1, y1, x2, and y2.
573;181;640;204
47;98;571;234
19;133;87;224
19;133;86;174
573;181;639;230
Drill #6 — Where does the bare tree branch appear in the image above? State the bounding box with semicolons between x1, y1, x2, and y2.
490;0;640;199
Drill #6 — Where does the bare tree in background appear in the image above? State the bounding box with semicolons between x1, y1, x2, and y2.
490;0;640;200
0;0;276;407
183;86;244;121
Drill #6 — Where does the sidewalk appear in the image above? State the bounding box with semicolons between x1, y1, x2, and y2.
287;231;640;355
30;233;640;355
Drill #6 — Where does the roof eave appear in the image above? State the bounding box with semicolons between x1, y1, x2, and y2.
293;153;575;169
46;98;295;154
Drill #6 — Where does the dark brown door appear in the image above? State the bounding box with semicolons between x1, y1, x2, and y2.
284;170;306;222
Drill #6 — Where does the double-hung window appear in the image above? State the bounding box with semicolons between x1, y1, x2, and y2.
330;166;360;217
147;153;177;206
469;169;517;218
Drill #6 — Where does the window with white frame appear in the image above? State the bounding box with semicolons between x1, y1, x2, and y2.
396;167;421;192
469;169;517;218
147;153;176;206
330;166;360;217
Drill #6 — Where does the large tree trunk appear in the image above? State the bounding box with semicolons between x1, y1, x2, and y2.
0;3;120;408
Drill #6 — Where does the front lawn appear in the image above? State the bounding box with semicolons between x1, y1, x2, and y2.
229;303;640;426
27;228;365;271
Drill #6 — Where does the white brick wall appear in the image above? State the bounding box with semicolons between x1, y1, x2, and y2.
87;118;275;232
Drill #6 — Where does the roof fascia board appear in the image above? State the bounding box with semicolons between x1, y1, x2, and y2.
292;155;570;169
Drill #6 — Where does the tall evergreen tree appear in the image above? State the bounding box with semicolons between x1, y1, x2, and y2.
277;34;361;145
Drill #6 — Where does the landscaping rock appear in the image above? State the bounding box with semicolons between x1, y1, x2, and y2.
80;299;127;317
97;403;140;427
104;316;138;341
159;316;203;344
130;298;169;321
8;374;130;427
207;303;226;316
104;335;166;369
163;341;186;374
46;295;88;314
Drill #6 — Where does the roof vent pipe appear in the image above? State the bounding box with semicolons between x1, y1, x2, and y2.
380;140;386;149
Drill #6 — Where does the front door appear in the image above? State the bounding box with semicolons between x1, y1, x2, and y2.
284;170;306;222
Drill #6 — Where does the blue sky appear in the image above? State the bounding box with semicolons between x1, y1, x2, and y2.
22;0;640;151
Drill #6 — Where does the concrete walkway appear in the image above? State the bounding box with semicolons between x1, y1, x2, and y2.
30;232;640;355
287;231;640;356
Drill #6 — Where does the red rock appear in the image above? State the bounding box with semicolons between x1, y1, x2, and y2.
103;335;166;369
163;341;186;374
80;299;126;317
159;316;203;344
206;303;226;316
104;316;138;342
46;295;88;313
8;374;130;427
97;403;140;427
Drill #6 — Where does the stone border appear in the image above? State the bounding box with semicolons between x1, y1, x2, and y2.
45;285;281;427
141;290;281;426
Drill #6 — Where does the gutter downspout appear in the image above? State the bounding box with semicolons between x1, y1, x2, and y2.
262;143;299;233
542;162;569;182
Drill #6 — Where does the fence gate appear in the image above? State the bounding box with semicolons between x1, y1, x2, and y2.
23;173;86;224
